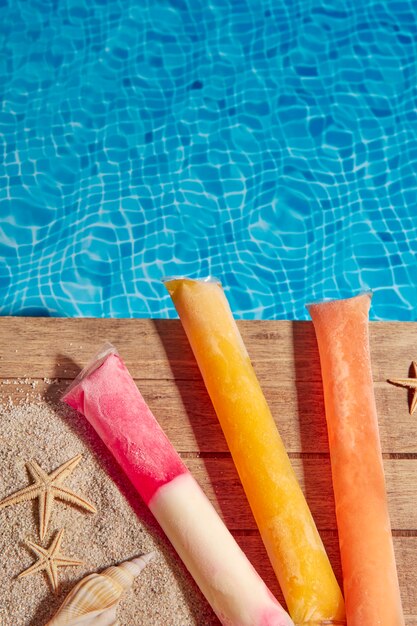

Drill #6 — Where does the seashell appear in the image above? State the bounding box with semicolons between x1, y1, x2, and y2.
46;552;155;626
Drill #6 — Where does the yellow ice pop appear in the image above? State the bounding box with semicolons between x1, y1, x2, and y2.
165;277;345;626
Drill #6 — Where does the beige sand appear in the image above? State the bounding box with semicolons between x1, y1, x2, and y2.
0;380;218;626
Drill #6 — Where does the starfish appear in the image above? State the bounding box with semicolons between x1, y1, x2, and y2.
18;528;83;591
0;454;96;539
388;361;417;414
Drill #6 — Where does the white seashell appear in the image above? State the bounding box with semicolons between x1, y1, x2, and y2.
46;552;155;626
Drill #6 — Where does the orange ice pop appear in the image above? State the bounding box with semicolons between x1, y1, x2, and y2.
309;293;405;626
166;277;345;626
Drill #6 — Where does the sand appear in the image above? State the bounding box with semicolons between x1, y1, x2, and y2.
0;380;217;625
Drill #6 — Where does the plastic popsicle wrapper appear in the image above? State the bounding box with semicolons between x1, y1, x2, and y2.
308;293;405;626
165;278;345;626
62;343;294;626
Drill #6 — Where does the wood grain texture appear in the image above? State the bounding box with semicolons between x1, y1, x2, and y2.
2;379;415;454
0;317;415;622
2;317;417;383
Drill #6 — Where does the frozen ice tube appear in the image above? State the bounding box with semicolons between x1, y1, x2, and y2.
165;278;345;626
309;293;405;626
62;343;294;626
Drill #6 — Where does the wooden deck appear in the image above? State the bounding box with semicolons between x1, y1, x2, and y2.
0;317;415;624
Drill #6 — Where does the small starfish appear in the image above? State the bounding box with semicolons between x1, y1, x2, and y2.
0;454;96;539
18;528;83;591
388;361;417;414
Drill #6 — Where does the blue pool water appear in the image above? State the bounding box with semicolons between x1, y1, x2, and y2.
1;0;417;320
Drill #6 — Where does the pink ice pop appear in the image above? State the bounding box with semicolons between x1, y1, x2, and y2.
62;344;294;626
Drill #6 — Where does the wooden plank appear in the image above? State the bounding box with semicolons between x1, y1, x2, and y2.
185;458;417;532
2;379;415;455
134;381;417;455
2;317;417;383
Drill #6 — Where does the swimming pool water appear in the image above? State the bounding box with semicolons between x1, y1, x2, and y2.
1;0;417;320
